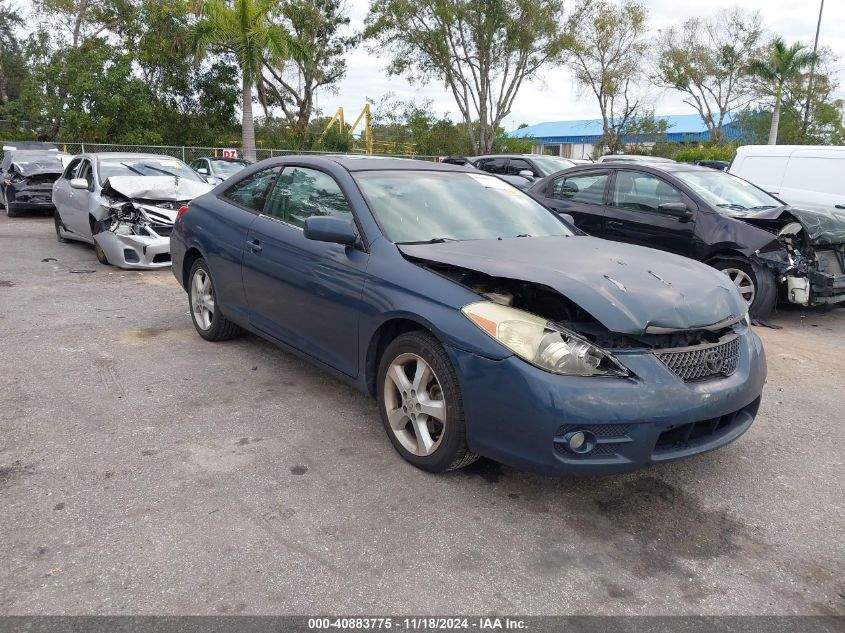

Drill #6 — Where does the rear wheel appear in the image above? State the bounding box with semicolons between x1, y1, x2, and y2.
713;258;777;319
377;330;478;473
188;258;242;341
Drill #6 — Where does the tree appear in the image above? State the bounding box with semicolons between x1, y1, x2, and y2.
749;37;818;145
194;0;291;160
653;7;762;143
260;0;357;149
0;1;25;105
365;0;571;155
566;0;649;155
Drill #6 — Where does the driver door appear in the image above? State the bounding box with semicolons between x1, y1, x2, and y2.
241;165;369;377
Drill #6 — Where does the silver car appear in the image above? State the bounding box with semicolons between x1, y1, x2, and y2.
52;153;213;269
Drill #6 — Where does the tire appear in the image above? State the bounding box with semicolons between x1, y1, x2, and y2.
54;212;67;242
5;203;20;218
92;221;109;265
713;258;777;319
187;258;242;341
377;330;478;473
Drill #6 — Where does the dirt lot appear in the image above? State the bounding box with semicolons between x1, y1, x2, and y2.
0;213;843;615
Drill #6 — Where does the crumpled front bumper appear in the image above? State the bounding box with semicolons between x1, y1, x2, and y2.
93;231;172;270
446;329;766;476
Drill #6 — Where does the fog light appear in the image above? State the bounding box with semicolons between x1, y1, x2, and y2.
562;430;597;454
568;431;586;450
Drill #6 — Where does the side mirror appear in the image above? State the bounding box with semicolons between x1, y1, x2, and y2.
70;178;89;190
659;202;693;219
304;215;358;246
558;213;576;226
518;169;535;180
204;176;222;185
197;167;209;175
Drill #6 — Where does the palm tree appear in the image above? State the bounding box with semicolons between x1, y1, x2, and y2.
194;0;290;161
749;38;818;145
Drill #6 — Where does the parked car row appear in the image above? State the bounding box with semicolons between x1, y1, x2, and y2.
5;147;842;478
1;146;252;267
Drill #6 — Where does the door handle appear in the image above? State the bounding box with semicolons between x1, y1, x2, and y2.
246;238;262;253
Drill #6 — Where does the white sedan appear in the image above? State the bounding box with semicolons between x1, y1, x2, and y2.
52;153;213;269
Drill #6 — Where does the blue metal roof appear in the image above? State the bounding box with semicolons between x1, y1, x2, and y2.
509;113;738;143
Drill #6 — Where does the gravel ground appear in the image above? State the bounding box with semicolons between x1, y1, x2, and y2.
0;214;843;616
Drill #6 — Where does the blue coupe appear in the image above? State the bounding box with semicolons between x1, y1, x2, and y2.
170;156;766;475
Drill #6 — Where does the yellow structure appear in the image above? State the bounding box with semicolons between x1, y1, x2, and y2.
321;104;373;155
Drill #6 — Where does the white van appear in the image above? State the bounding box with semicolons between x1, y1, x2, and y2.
729;145;845;213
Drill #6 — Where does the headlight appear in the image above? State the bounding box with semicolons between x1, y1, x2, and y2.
462;301;629;377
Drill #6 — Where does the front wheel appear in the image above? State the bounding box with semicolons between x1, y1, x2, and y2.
92;221;109;265
54;212;68;242
713;258;777;319
188;258;242;341
377;331;478;473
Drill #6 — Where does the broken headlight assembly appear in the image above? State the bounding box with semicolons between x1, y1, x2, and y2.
462;301;630;377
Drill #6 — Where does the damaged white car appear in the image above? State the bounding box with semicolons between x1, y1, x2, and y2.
52;153;213;269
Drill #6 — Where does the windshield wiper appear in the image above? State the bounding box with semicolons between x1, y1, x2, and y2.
716;203;748;211
395;237;457;245
515;233;532;238
747;205;778;211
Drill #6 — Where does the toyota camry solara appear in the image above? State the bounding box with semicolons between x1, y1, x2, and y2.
170;156;766;475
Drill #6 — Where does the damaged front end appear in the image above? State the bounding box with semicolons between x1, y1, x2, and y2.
743;208;845;306
94;199;179;269
94;176;212;269
3;163;62;211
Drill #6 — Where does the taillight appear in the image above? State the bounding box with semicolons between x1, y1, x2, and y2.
177;204;189;218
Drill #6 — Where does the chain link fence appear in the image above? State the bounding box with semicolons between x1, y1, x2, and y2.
40;142;441;164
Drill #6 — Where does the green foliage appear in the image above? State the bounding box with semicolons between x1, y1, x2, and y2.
261;0;357;149
0;0;26;105
672;144;737;163
365;0;571;154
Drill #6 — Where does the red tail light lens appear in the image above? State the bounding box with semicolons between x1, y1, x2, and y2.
177;204;189;218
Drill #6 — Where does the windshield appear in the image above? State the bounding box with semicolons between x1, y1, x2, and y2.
97;157;204;185
354;170;573;243
211;159;249;176
673;169;782;214
530;156;576;176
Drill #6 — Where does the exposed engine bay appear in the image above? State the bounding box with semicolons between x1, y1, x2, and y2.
92;176;212;269
418;261;739;351
742;208;845;306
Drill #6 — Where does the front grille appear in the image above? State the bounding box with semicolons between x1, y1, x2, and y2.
654;335;740;382
148;224;173;237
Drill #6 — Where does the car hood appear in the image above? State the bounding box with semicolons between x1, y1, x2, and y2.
102;176;213;201
12;160;64;177
740;207;845;246
399;236;747;335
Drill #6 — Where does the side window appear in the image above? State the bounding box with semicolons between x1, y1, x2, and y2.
222;166;281;213
264;166;352;228
77;160;94;188
63;158;82;180
477;158;507;174
611;171;683;212
550;172;609;205
506;158;536;177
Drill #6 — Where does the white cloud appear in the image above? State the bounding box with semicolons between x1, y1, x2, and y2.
320;0;842;128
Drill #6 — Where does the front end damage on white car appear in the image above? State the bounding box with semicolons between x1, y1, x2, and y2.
94;176;212;269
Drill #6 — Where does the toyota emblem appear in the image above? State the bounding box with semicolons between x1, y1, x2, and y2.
704;350;725;374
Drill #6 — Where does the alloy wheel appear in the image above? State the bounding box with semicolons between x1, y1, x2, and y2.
721;267;756;306
191;268;215;330
383;352;446;456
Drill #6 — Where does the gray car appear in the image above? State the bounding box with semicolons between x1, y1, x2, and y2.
189;157;251;185
52;153;213;269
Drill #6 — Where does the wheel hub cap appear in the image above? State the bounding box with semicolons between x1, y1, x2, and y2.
383;353;446;457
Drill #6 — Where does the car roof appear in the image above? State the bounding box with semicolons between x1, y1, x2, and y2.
82;152;186;161
319;155;473;173
200;156;250;162
554;162;713;176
